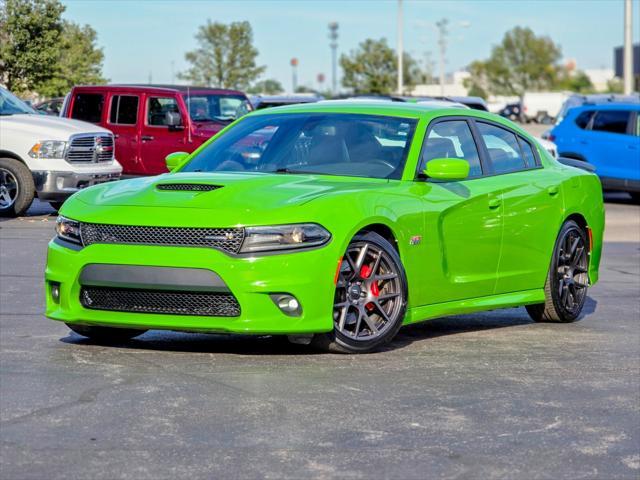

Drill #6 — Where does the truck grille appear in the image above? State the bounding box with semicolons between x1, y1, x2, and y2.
66;134;114;163
79;223;245;254
80;286;241;317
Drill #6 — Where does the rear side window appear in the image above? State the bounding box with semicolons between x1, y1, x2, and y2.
591;110;630;135
574;111;593;129
71;93;104;123
477;122;526;174
109;95;139;125
147;97;179;126
421;120;482;177
517;137;538;167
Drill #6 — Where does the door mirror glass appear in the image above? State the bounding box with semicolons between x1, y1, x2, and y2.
424;158;470;180
165;110;182;129
165;151;189;171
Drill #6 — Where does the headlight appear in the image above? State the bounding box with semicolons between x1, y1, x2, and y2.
29;140;67;159
240;223;331;253
55;216;82;245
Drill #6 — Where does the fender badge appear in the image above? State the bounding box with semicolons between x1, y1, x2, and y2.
410;235;422;245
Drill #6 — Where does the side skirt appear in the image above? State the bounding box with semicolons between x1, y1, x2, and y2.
404;289;545;325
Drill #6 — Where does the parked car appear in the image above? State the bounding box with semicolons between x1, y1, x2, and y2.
250;94;322;110
46;102;604;353
548;103;640;200
61;85;252;175
498;102;522;121
34;97;65;116
0;88;121;216
522;92;571;123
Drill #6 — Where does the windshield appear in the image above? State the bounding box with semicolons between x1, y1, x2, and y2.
183;94;251;122
0;88;37;115
181;113;417;179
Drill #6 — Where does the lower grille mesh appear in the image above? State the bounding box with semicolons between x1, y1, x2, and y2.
80;287;241;317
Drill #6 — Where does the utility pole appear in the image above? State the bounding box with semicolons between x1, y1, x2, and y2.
436;18;448;97
397;0;404;94
328;22;339;95
171;61;175;84
290;58;298;93
623;0;634;94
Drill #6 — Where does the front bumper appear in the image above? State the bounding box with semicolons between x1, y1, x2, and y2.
45;239;339;335
33;168;122;201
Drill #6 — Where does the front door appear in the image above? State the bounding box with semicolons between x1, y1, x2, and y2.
416;119;503;304
139;94;188;175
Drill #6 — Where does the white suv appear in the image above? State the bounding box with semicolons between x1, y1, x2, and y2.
0;88;122;216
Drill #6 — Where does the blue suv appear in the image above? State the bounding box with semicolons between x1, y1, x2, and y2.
549;103;640;201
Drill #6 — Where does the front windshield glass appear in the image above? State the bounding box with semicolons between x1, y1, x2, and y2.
183;94;250;122
180;113;417;179
0;88;37;115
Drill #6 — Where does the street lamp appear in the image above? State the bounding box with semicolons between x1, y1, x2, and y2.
328;22;339;95
290;57;299;93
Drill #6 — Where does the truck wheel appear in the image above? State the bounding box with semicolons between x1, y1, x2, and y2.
0;158;35;217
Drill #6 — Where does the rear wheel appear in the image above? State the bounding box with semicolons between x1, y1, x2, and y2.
312;232;407;353
66;324;147;343
526;220;589;323
0;158;34;217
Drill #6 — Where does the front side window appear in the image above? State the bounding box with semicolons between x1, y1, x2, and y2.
181;113;417;180
591;110;631;135
109;95;139;125
147;97;180;126
477;122;526;174
71;93;104;123
183;94;251;123
420;120;482;177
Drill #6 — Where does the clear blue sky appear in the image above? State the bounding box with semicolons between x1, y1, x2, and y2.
61;0;640;91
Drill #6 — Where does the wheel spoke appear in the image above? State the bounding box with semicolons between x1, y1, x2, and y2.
569;236;580;257
374;273;398;282
373;300;391;324
574;281;587;289
570;246;584;268
377;292;400;302
337;305;348;331
353;309;364;337
362;312;379;334
355;243;369;270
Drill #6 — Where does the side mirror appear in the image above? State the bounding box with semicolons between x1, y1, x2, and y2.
165;151;189;171
424;158;470;181
165;111;183;129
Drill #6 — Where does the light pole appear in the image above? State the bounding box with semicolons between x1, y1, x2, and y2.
290;58;299;93
397;0;404;94
435;18;449;97
623;0;634;94
328;22;339;95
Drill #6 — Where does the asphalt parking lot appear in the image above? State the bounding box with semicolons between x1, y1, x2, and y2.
1;195;639;480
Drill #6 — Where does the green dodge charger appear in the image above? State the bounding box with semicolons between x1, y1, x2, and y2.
46;102;604;353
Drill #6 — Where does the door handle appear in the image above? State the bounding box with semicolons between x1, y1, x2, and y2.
547;185;560;196
141;135;154;141
488;198;501;209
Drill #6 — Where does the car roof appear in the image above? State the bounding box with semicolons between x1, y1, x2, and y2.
573;102;640;112
71;84;246;96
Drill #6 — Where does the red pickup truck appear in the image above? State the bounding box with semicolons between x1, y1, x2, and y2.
61;85;252;175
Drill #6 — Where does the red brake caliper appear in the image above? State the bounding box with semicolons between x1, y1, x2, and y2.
360;264;379;311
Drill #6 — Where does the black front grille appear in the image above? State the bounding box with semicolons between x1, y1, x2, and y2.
157;183;222;192
80;286;241;317
79;223;245;254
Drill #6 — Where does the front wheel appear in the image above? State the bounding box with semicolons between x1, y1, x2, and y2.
526;220;589;323
66;324;147;343
0;158;35;217
312;232;408;353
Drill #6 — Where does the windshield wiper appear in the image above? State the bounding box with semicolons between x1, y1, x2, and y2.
273;168;318;175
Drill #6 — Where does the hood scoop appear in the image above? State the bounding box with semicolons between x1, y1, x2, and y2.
156;183;222;192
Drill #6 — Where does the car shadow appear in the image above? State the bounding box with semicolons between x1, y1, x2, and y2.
59;297;598;355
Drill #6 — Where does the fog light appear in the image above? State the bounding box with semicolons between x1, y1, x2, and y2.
270;294;302;317
51;282;61;303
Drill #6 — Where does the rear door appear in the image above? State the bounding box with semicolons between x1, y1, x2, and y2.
417;118;504;304
139;94;188;174
106;93;141;174
474;120;562;294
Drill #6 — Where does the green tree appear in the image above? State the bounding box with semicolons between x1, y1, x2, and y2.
340;38;422;94
464;27;562;97
37;21;106;97
0;0;64;94
556;69;593;93
179;20;265;89
247;78;284;94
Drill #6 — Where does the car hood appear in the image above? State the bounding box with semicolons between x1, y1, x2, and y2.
68;172;387;225
0;114;111;140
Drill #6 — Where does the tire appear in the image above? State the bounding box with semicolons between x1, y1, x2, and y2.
66;323;147;343
0;158;35;217
311;232;408;353
49;201;64;211
526;220;589;323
